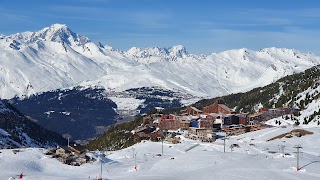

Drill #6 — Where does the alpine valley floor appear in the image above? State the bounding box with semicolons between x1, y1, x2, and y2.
1;124;320;180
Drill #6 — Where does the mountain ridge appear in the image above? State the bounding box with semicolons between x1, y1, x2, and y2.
0;24;320;102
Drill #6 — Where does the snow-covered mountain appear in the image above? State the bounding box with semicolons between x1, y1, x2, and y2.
1;24;320;102
125;45;205;64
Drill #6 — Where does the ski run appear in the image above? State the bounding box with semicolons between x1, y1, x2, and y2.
1;121;320;180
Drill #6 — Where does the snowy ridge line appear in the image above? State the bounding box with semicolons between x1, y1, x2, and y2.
0;24;319;100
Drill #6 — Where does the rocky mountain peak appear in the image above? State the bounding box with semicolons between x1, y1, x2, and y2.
20;24;90;46
169;45;188;58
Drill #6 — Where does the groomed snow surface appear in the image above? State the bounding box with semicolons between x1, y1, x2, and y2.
1;125;320;180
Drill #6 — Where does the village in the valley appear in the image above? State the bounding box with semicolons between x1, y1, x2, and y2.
39;100;299;167
132;101;299;143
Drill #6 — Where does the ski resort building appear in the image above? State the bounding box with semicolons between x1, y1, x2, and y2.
184;106;202;116
202;102;235;114
249;107;299;122
132;102;284;142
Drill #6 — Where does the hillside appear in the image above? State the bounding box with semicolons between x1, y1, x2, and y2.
86;109;159;151
86;115;144;151
0;100;66;148
10;87;118;141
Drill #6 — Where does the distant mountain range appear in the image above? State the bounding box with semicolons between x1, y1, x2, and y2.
1;23;320;101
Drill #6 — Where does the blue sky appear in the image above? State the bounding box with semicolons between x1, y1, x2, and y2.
1;0;320;54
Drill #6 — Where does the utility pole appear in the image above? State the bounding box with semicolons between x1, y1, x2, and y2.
162;130;165;156
223;134;228;153
294;145;302;171
162;138;164;156
161;130;165;156
100;159;103;179
98;158;103;180
223;137;226;153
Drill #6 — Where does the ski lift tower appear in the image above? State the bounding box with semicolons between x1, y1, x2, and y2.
221;132;228;153
97;157;105;180
293;144;302;171
161;130;165;156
